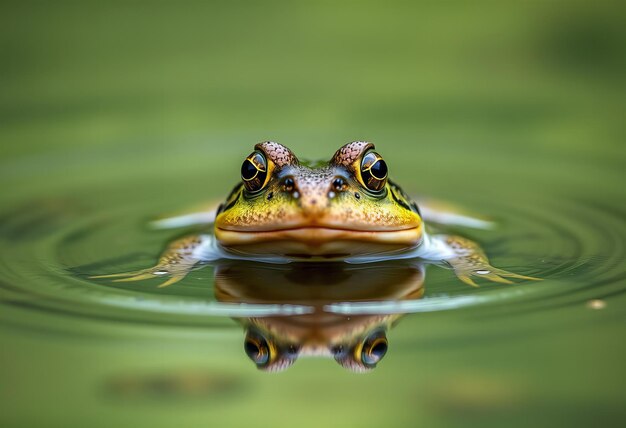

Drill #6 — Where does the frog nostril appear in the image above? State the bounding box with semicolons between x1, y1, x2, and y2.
283;177;295;193
332;177;347;192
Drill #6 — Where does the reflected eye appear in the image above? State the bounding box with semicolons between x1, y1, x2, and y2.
241;151;269;192
244;332;272;367
358;331;388;368
359;151;388;192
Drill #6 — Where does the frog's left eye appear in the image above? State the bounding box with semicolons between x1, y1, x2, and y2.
241;151;270;192
358;151;388;192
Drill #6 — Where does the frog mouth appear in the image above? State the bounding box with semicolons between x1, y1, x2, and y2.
215;225;423;256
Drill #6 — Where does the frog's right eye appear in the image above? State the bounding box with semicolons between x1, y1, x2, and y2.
357;151;388;193
241;151;270;192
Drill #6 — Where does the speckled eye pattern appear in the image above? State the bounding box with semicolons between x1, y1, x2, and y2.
330;141;373;166
255;141;299;167
239;141;393;198
241;151;269;192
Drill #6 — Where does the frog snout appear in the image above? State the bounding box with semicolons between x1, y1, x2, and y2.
281;175;350;217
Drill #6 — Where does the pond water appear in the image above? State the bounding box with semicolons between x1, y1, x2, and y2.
1;137;624;427
1;1;625;427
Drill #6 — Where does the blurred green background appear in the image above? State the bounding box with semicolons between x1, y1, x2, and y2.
1;1;625;427
2;0;623;160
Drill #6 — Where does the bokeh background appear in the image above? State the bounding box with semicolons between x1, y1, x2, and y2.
1;1;625;427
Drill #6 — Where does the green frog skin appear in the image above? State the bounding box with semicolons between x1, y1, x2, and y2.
92;141;537;287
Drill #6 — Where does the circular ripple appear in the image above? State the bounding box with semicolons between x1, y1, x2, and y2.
0;163;624;333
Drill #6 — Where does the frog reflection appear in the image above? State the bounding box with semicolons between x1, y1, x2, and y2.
214;261;425;372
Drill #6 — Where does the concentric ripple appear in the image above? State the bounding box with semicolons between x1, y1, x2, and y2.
0;174;623;335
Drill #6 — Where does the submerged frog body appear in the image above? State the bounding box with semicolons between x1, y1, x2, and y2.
214;260;426;372
93;141;537;287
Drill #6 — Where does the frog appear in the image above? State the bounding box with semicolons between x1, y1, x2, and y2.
91;141;537;287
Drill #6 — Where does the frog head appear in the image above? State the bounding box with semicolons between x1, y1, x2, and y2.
215;141;423;258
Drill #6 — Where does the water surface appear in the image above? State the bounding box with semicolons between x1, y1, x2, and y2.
1;138;624;427
1;1;625;427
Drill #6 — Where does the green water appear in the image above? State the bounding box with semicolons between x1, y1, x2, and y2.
1;1;625;427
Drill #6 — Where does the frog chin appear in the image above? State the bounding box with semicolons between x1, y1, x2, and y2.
215;225;423;258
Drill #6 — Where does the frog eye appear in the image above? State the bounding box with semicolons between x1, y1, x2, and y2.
244;331;274;368
358;151;388;192
241;151;270;192
356;330;388;368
